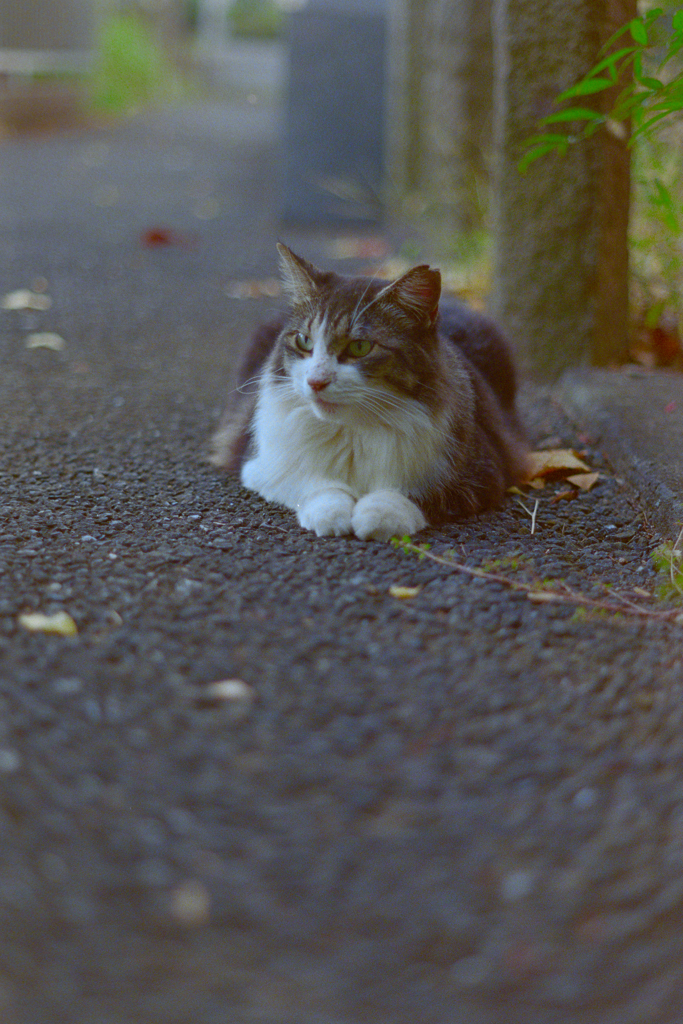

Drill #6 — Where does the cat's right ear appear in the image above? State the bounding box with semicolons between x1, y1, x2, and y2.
277;243;321;303
377;265;441;326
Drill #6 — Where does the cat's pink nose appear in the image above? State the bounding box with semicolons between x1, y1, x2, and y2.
308;377;331;393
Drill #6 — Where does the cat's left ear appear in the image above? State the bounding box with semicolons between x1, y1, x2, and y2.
378;265;441;326
276;243;323;303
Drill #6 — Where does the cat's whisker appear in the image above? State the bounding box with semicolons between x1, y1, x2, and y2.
349;258;394;329
234;372;294;397
350;394;415;429
356;391;416;417
232;374;263;395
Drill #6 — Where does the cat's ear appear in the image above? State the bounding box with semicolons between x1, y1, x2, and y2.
378;265;441;325
277;243;322;303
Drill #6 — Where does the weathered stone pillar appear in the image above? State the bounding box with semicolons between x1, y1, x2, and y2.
386;0;428;198
491;0;635;379
422;0;493;233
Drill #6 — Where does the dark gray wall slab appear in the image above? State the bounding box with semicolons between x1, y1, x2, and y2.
281;2;387;226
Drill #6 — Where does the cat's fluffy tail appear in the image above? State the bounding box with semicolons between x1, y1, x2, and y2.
208;318;284;470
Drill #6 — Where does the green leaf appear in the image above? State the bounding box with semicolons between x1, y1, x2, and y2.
653;178;674;210
518;141;566;172
589;46;637;79
598;21;635;55
555;77;614;102
524;132;575;146
630;18;648;46
645;298;667;329
541;106;603;125
636;76;664;92
632;109;678;139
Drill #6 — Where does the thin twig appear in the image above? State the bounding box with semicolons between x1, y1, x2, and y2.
516;498;540;535
399;542;683;624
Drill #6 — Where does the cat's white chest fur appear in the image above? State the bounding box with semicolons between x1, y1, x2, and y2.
241;379;442;540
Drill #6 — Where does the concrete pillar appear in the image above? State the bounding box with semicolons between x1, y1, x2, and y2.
386;0;428;197
491;0;634;379
422;0;493;233
0;0;96;54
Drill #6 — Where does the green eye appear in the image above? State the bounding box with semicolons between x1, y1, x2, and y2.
293;331;314;352
347;337;374;359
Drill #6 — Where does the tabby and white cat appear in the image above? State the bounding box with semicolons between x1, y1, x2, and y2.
210;243;528;541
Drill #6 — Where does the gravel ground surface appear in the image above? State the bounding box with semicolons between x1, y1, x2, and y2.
2;73;683;1024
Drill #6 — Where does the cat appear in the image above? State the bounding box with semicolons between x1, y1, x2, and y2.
209;243;528;541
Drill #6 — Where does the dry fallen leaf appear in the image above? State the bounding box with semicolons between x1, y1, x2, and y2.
388;585;421;599
567;472;600;492
526;591;559;604
549;489;578;505
18;611;78;636
223;278;281;300
2;288;52;311
526;449;591;479
141;226;196;248
25;332;66;352
327;237;390;260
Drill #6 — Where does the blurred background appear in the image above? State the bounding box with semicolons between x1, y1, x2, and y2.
0;0;493;281
1;0;682;374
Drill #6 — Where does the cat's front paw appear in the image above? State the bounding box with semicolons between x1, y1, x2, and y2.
241;458;264;494
352;490;426;542
298;489;355;537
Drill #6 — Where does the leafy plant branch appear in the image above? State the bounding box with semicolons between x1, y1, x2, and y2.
520;7;683;171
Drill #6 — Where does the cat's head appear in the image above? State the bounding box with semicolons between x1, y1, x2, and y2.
271;243;442;425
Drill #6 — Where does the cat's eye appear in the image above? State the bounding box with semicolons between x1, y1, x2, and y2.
293;331;314;353
346;337;374;359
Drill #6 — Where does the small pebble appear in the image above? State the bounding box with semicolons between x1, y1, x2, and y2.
450;954;490;987
573;787;598;810
0;749;21;773
170;880;210;927
52;677;83;696
500;869;535;902
204;678;254;702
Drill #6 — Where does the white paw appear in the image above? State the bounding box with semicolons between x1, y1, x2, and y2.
240;458;263;494
298;489;356;537
352;490;426;542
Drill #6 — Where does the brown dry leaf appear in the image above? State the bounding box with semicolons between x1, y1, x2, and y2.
549;489;578;505
567;472;600;492
526;449;591;479
141;227;196;248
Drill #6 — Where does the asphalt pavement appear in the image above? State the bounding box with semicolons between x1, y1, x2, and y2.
1;54;683;1024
